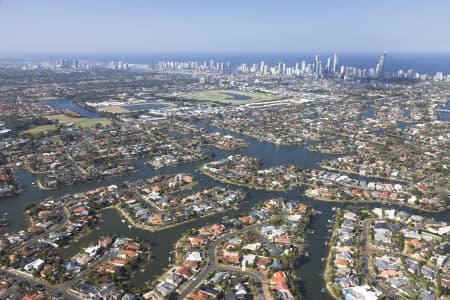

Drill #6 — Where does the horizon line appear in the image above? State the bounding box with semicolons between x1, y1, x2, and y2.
2;50;450;57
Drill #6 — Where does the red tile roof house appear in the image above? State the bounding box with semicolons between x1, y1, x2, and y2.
38;210;55;218
222;249;239;260
71;206;88;215
123;242;141;251
274;235;292;245
22;295;44;300
239;215;255;224
188;236;206;246
270;271;287;285
223;255;240;265
175;266;192;279
188;290;211;300
351;189;362;197
210;224;225;235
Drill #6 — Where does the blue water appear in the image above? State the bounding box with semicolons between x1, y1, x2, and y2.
361;107;376;119
221;92;252;101
345;82;367;89
122;103;169;111
42;99;101;118
439;101;450;121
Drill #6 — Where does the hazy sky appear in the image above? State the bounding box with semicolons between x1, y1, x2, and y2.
1;0;449;54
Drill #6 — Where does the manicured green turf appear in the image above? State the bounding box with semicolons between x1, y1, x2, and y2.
46;114;113;128
34;97;59;101
97;106;130;114
21;124;57;136
180;90;280;104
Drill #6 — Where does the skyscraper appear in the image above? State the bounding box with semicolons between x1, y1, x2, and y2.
326;57;331;75
314;55;320;78
332;53;339;74
375;52;386;78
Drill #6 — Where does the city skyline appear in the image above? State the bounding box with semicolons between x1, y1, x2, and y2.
1;0;450;54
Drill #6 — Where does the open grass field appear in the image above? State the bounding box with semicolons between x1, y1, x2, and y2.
34;97;59;101
96;106;130;114
20;115;113;136
180;89;280;104
46;114;113;127
21;124;57;136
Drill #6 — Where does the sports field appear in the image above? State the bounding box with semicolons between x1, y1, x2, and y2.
96;106;130;114
21;124;58;136
21;114;113;136
46;114;113;127
180;90;280;104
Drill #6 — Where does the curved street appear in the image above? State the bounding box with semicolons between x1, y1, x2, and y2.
178;222;271;299
360;219;396;299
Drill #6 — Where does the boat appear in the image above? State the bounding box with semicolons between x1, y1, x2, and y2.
321;257;326;262
0;212;8;227
128;225;132;229
168;256;172;262
321;288;326;293
121;219;126;223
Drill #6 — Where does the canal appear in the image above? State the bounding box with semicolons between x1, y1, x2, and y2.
1;101;449;299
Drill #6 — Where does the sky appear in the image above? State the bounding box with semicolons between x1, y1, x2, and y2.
0;0;450;54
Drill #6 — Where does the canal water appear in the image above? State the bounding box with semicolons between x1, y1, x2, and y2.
439;101;450;121
41;99;101;118
1;104;449;299
220;92;252;101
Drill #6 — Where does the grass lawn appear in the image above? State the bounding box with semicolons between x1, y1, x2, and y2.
97;106;130;114
180;89;280;104
21;124;57;136
46;114;113;128
34;97;59;101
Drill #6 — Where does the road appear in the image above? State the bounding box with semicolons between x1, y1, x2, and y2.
59;249;120;291
252;228;283;255
0;267;78;299
360;219;396;299
177;222;270;299
10;204;70;252
0;248;120;299
216;266;267;300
